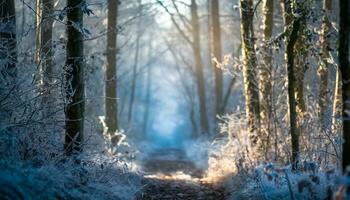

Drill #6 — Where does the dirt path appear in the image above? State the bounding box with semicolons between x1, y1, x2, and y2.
135;149;226;200
135;177;225;200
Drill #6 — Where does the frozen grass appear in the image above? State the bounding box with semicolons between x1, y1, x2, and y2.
0;123;143;200
226;163;338;200
0;89;143;200
0;153;142;200
205;112;343;200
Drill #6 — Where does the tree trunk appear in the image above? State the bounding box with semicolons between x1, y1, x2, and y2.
281;0;306;119
211;0;223;116
142;38;153;137
142;64;151;136
284;0;301;170
339;0;350;171
260;0;274;159
41;0;54;110
240;0;261;156
0;0;17;80
206;0;212;79
318;0;332;131
106;0;119;134
128;0;142;125
35;0;42;64
332;67;342;133
64;0;85;155
21;0;25;36
191;0;209;134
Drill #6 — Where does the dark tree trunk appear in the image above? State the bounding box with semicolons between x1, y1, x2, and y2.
64;0;85;155
284;0;301;170
240;0;261;155
0;0;17;80
191;0;209;134
260;0;274;159
211;0;223;116
106;0;119;133
281;1;307;121
41;0;54;112
339;0;350;171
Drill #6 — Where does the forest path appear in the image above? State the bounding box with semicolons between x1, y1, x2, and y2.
135;149;226;200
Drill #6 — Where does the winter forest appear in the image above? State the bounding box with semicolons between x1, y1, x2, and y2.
1;0;350;199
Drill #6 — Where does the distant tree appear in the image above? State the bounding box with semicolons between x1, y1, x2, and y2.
142;38;153;136
64;0;85;155
190;0;209;134
164;37;199;137
339;0;350;170
106;0;119;134
283;0;302;170
318;0;332;131
157;0;210;134
211;0;223;116
0;0;17;80
206;0;212;82
128;0;142;125
239;0;261;156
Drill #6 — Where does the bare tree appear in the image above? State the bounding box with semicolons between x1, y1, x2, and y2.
190;0;209;134
283;0;302;170
106;0;119;134
64;0;85;155
239;0;261;156
211;0;223;115
281;0;307;121
339;0;350;170
157;0;209;134
128;0;142;125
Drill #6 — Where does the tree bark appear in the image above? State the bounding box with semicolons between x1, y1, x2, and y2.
318;0;332;131
332;67;342;133
260;0;274;159
106;0;119;134
0;0;17;80
240;0;261;154
281;0;306;118
191;0;209;134
64;0;85;155
284;0;301;170
211;0;223;116
339;0;350;171
41;0;54;111
35;0;42;64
